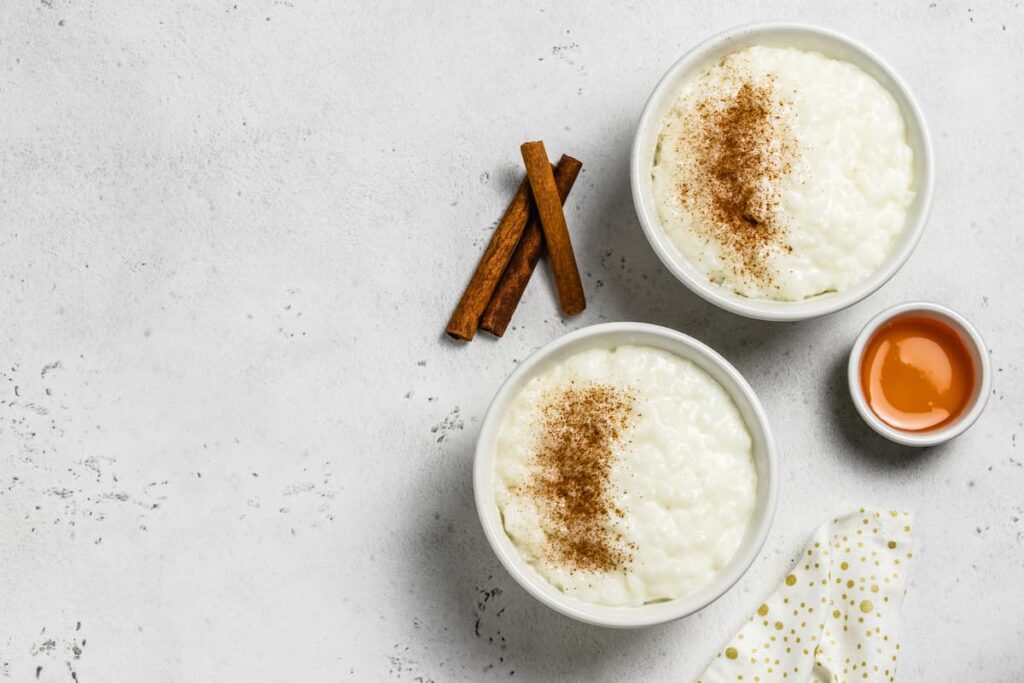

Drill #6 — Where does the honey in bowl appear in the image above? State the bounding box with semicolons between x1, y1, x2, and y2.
860;315;975;432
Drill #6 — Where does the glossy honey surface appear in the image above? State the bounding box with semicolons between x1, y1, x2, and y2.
860;315;975;432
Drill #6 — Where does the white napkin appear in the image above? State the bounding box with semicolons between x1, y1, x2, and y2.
698;508;914;683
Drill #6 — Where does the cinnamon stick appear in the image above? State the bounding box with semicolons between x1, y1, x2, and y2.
480;155;582;337
444;178;533;341
444;156;579;341
520;141;585;316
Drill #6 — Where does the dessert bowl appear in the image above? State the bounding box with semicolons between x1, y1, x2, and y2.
630;22;934;321
474;322;778;627
848;302;991;447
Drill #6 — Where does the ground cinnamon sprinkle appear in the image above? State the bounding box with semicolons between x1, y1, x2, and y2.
679;67;795;286
525;382;635;573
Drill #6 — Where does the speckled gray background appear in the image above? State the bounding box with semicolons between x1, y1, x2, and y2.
1;1;1021;681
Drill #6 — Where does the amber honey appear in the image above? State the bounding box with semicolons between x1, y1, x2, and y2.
860;315;975;432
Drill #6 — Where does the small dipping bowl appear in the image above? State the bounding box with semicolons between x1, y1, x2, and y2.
848;302;991;447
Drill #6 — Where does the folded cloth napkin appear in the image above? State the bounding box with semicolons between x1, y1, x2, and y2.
698;508;914;683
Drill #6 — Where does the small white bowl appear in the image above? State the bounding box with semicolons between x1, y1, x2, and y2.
473;322;778;628
630;23;934;321
847;302;992;447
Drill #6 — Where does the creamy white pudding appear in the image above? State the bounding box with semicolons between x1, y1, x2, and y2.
652;46;915;301
494;345;757;607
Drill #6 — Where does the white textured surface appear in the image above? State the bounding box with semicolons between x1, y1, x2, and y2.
0;2;1021;682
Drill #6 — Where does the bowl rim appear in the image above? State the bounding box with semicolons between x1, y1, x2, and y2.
846;301;992;447
473;322;778;628
629;21;935;322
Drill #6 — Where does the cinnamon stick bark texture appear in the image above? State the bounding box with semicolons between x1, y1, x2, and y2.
444;178;533;341
480;155;582;337
520;141;586;316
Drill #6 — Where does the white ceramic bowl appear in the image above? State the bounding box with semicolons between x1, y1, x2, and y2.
847;302;991;447
473;322;778;627
630;23;934;321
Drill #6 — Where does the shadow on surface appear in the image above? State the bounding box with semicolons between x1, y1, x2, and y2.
409;441;683;681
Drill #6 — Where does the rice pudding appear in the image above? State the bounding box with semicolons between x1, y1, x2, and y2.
494;345;757;607
651;46;915;301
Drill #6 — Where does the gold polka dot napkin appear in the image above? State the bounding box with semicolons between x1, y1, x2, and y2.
698;508;914;683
